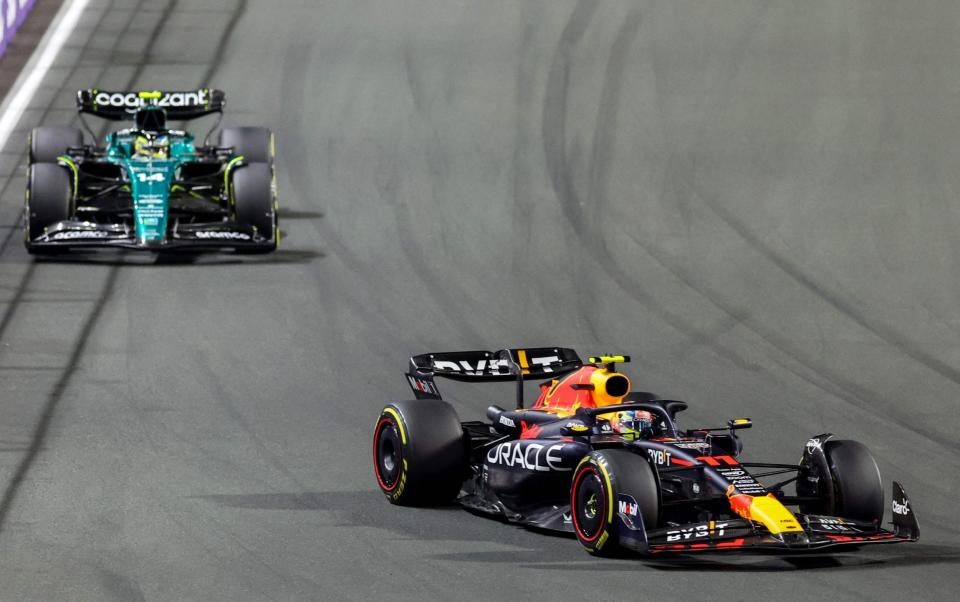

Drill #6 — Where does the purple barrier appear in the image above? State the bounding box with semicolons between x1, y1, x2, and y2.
0;0;38;57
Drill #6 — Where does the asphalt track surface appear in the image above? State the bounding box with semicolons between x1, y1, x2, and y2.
1;1;959;599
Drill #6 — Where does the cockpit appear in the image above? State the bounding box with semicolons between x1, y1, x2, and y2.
128;107;171;159
132;133;170;159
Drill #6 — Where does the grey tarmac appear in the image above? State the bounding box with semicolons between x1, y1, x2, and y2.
0;1;958;599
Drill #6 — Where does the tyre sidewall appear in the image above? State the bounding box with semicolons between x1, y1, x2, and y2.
231;162;276;249
26;163;72;242
373;400;466;505
825;440;884;523
571;449;660;555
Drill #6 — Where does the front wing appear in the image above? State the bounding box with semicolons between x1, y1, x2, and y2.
643;481;919;555
28;220;272;251
646;518;910;554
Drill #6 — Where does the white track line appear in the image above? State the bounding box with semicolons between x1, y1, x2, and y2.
0;0;91;151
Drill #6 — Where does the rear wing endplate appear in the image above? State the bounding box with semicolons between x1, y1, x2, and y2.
406;347;582;401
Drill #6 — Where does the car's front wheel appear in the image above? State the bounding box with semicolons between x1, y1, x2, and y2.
826;440;884;523
231;162;277;252
798;438;883;524
25;163;72;254
570;449;659;556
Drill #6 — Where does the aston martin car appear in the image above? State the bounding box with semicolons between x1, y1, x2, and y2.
24;88;277;253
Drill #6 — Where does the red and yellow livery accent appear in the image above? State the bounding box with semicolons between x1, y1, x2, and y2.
533;365;631;416
726;485;803;535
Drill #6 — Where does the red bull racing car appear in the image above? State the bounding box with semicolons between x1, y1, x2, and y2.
372;348;919;556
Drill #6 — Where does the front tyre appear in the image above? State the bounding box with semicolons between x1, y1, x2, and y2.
373;400;467;506
232;162;277;252
798;438;883;524
827;440;883;523
25;163;72;253
571;450;659;556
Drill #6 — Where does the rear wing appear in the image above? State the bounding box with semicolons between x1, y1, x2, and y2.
406;347;582;405
76;88;225;121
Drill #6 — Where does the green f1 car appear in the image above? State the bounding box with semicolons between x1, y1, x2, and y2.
24;88;277;253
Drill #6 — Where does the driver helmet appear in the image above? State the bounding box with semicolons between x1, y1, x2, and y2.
133;134;170;159
615;410;656;437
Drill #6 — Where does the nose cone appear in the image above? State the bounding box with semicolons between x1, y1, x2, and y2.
727;489;804;537
776;531;811;547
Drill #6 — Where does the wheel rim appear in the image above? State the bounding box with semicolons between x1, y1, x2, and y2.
584;492;599;519
572;465;606;542
373;417;402;492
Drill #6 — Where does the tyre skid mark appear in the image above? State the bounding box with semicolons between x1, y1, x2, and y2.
541;2;958;454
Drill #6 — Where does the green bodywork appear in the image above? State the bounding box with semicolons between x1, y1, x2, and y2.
25;88;274;253
103;131;199;243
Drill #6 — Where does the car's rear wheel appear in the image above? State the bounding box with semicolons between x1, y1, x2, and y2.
373;400;467;505
231;162;277;252
219;127;273;164
570;449;659;556
25;163;72;254
29;127;82;164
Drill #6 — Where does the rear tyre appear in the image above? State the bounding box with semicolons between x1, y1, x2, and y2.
219;127;273;164
570;449;659;556
29;127;82;164
25;163;72;254
232;162;277;252
373;400;467;506
826;440;883;523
